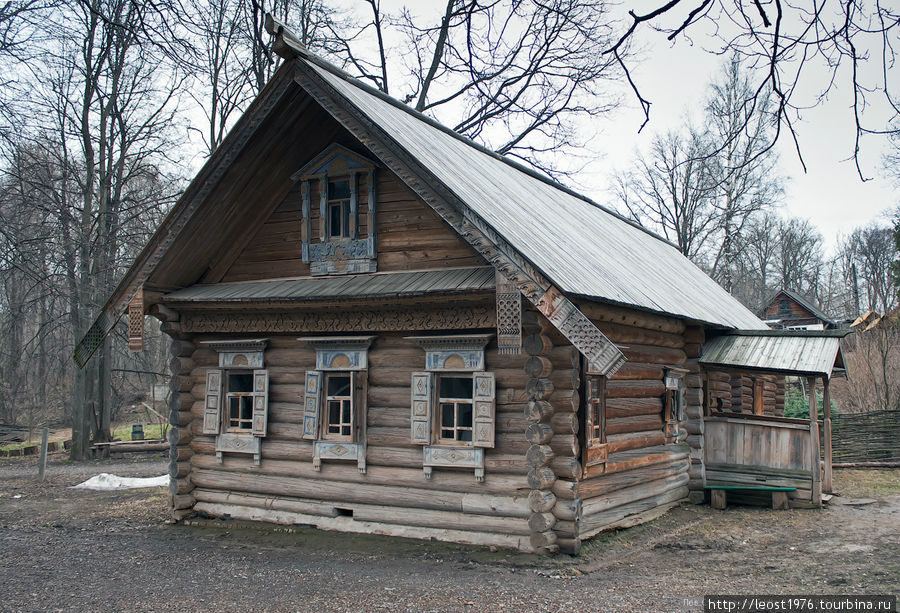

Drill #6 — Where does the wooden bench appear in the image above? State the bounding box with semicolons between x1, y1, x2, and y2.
706;485;796;510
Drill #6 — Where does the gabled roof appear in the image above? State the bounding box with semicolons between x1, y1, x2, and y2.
700;329;848;378
75;24;766;366
765;289;836;325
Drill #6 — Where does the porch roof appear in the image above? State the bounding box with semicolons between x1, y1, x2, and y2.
699;330;848;378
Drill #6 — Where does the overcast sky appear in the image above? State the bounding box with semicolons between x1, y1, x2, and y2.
336;1;899;253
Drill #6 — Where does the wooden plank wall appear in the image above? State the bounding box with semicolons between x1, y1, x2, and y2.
568;302;692;545
172;330;562;552
704;417;814;501
221;169;484;282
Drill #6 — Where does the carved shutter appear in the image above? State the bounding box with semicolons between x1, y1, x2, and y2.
410;372;432;445
251;369;269;437
472;371;496;448
353;371;368;443
303;370;322;440
203;369;222;435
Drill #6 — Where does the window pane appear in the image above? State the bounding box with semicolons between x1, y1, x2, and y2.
329;204;343;237
341;425;351;436
229;397;240;420
328;179;350;200
328;400;341;426
327;375;351;397
458;402;473;428
440;429;454;439
241;396;253;420
592;400;601;431
459;429;472;442
228;373;252;393
342;201;350;237
439;376;472;400
441;403;454;428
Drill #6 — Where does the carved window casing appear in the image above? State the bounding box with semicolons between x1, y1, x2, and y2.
201;339;269;466
407;335;495;482
300;336;374;473
292;143;378;276
582;374;608;476
664;368;688;442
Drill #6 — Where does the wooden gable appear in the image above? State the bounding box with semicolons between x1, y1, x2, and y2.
221;159;485;283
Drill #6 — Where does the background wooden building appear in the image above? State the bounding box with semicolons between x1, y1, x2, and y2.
76;20;843;554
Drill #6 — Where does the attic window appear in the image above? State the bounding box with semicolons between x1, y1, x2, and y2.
779;299;791;318
293;143;378;276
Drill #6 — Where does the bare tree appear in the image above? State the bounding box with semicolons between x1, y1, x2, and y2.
705;54;782;292
774;216;823;298
604;0;900;178
841;223;898;314
614;128;718;260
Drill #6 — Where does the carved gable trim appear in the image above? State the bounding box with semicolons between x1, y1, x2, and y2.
406;334;493;372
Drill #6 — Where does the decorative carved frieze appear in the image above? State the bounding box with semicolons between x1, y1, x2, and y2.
406;334;492;371
181;307;495;333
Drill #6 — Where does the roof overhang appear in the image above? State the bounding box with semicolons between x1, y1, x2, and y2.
699;329;849;378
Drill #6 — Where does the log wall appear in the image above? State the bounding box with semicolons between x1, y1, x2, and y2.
569;301;692;542
177;328;546;551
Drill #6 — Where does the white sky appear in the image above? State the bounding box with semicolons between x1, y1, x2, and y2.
337;1;899;253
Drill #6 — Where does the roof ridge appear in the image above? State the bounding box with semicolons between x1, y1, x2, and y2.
264;15;678;250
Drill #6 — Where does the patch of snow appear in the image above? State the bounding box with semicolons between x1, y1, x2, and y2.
72;473;169;490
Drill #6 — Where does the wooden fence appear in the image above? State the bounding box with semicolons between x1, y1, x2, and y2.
831;410;900;464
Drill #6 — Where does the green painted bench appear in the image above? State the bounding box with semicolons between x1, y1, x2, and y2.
705;485;796;510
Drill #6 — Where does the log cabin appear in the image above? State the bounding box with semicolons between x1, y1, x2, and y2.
760;288;838;330
74;18;845;554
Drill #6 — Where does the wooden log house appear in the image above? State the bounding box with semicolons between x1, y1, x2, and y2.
74;19;845;554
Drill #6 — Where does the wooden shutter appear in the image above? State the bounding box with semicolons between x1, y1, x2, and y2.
410;372;432;445
353;371;368;443
251;369;269;437
203;369;222;435
583;375;608;469
472;371;496;448
303;370;322;440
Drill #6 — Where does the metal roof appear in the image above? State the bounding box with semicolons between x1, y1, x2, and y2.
303;58;766;330
699;330;847;377
162;266;495;303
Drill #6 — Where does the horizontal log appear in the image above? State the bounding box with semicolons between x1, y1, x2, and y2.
683;326;704;344
170;477;194;495
577;301;686;335
607;431;666;454
172;493;195;510
527;466;556;490
526;444;554;468
528;489;556;513
190;463;531;512
528;512;556;532
551;412;578;435
551;456;582;480
526;378;554;400
551;478;577;500
595;321;685;349
557;537;581;556
525;423;553;445
529;530;558;551
524;356;553;378
606;397;663;418
577;457;690;499
610;362;666;381
581;473;689;526
523;334;553;356
607;379;666;399
551;497;581;521
620;344;686;366
524;400;554;423
607;414;664;436
194;500;534;551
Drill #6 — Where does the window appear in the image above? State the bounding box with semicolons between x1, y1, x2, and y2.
664;368;687;443
225;371;254;432
200;339;269;466
779;298;792;318
327;179;351;239
300;336;374;473
294;143;378;275
407;335;495;482
437;375;474;443
324;372;354;440
582;374;608;474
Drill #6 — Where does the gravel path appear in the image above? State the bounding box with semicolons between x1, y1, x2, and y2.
0;457;897;612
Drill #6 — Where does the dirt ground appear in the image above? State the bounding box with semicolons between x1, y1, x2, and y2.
0;454;897;613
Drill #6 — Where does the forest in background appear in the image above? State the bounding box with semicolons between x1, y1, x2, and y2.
0;0;897;456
